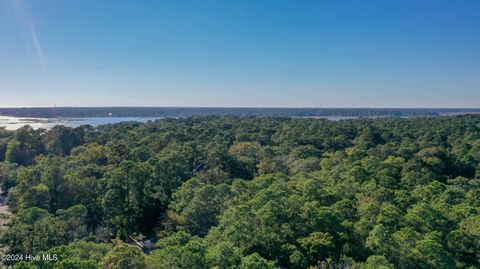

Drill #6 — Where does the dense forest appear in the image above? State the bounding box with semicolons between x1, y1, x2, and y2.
0;116;479;269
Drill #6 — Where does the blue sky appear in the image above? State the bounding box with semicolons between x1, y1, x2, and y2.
0;0;479;107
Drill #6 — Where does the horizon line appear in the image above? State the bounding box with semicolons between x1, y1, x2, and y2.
1;106;480;110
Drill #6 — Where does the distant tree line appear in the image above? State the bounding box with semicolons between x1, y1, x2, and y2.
2;107;480;118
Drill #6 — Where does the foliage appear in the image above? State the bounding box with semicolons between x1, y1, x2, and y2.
1;115;480;268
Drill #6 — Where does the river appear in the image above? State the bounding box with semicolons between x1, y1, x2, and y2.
0;115;363;131
0;116;159;130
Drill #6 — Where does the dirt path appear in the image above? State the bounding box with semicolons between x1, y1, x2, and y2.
0;193;9;227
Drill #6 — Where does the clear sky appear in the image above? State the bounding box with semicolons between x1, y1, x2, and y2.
0;0;479;107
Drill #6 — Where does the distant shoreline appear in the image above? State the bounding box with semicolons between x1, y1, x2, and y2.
1;107;480;119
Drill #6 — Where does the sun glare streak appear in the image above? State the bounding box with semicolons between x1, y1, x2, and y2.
6;0;46;71
26;15;46;71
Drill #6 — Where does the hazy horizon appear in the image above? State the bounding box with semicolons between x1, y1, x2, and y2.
0;105;480;110
1;0;479;107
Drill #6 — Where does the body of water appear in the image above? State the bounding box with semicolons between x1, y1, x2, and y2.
0;115;363;130
0;116;159;130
